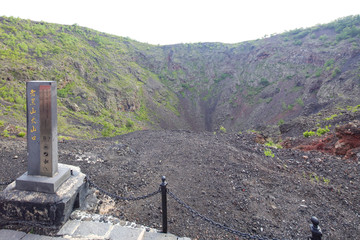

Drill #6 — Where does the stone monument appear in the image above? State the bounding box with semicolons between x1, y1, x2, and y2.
0;81;88;226
15;81;71;193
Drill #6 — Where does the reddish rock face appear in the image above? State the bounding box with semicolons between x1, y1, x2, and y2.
346;147;360;159
294;134;337;154
291;121;360;160
255;133;266;144
334;121;360;158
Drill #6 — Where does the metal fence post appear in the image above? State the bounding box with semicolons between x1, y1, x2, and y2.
160;176;168;233
309;216;322;240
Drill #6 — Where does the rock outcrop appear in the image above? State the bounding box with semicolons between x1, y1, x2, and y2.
335;120;360;159
292;120;360;160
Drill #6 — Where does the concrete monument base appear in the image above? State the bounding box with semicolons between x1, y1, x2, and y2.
0;164;88;226
15;164;71;194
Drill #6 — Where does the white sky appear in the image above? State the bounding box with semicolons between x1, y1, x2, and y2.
1;0;360;45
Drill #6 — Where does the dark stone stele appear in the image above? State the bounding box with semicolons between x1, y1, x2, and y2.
0;81;89;229
0;164;88;226
26;81;58;177
16;81;70;194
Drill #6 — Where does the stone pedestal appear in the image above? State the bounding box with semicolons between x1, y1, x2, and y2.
16;164;71;194
0;164;88;226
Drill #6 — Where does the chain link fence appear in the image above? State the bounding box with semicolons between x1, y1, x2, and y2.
0;175;321;239
86;176;290;240
85;176;161;201
167;189;286;240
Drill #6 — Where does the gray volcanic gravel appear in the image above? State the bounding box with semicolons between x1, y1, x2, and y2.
0;130;359;239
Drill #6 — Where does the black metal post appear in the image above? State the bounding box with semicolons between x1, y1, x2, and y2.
309;216;322;240
160;176;168;233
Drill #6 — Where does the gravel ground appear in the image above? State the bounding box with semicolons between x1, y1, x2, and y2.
0;130;359;239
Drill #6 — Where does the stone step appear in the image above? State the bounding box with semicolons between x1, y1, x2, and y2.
0;220;191;240
0;229;26;240
0;229;67;240
143;232;191;240
57;220;143;239
56;220;191;240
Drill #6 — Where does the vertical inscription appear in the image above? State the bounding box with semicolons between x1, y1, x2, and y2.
40;85;52;176
27;81;58;177
27;83;40;175
29;89;37;141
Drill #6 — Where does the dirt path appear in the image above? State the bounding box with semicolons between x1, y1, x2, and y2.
1;130;359;239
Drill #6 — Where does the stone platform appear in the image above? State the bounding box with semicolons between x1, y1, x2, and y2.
0;164;87;226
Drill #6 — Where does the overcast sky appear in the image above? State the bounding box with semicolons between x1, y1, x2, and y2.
1;0;360;45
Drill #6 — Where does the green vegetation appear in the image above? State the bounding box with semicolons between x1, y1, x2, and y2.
0;85;16;103
248;129;260;134
347;105;360;112
58;82;75;98
1;15;360;140
328;15;360;42
0;16;165;139
314;68;322;77
316;126;330;136
265;140;282;149
332;67;341;77
17;132;26;137
323;177;331;185
259;78;270;87
214;72;231;84
277;119;284;126
264;148;275;158
324;59;335;71
296;97;304;106
303;131;315;138
303;171;331;185
291;86;303;93
219;125;227;133
293;40;302;46
126;119;134;128
324;114;339;121
319;35;328;42
303;125;331;138
1;129;10;137
282;102;294;111
58;135;72;141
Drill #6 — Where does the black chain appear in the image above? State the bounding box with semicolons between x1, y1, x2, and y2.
0;180;13;185
86;176;161;201
1;177;289;239
167;189;287;240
